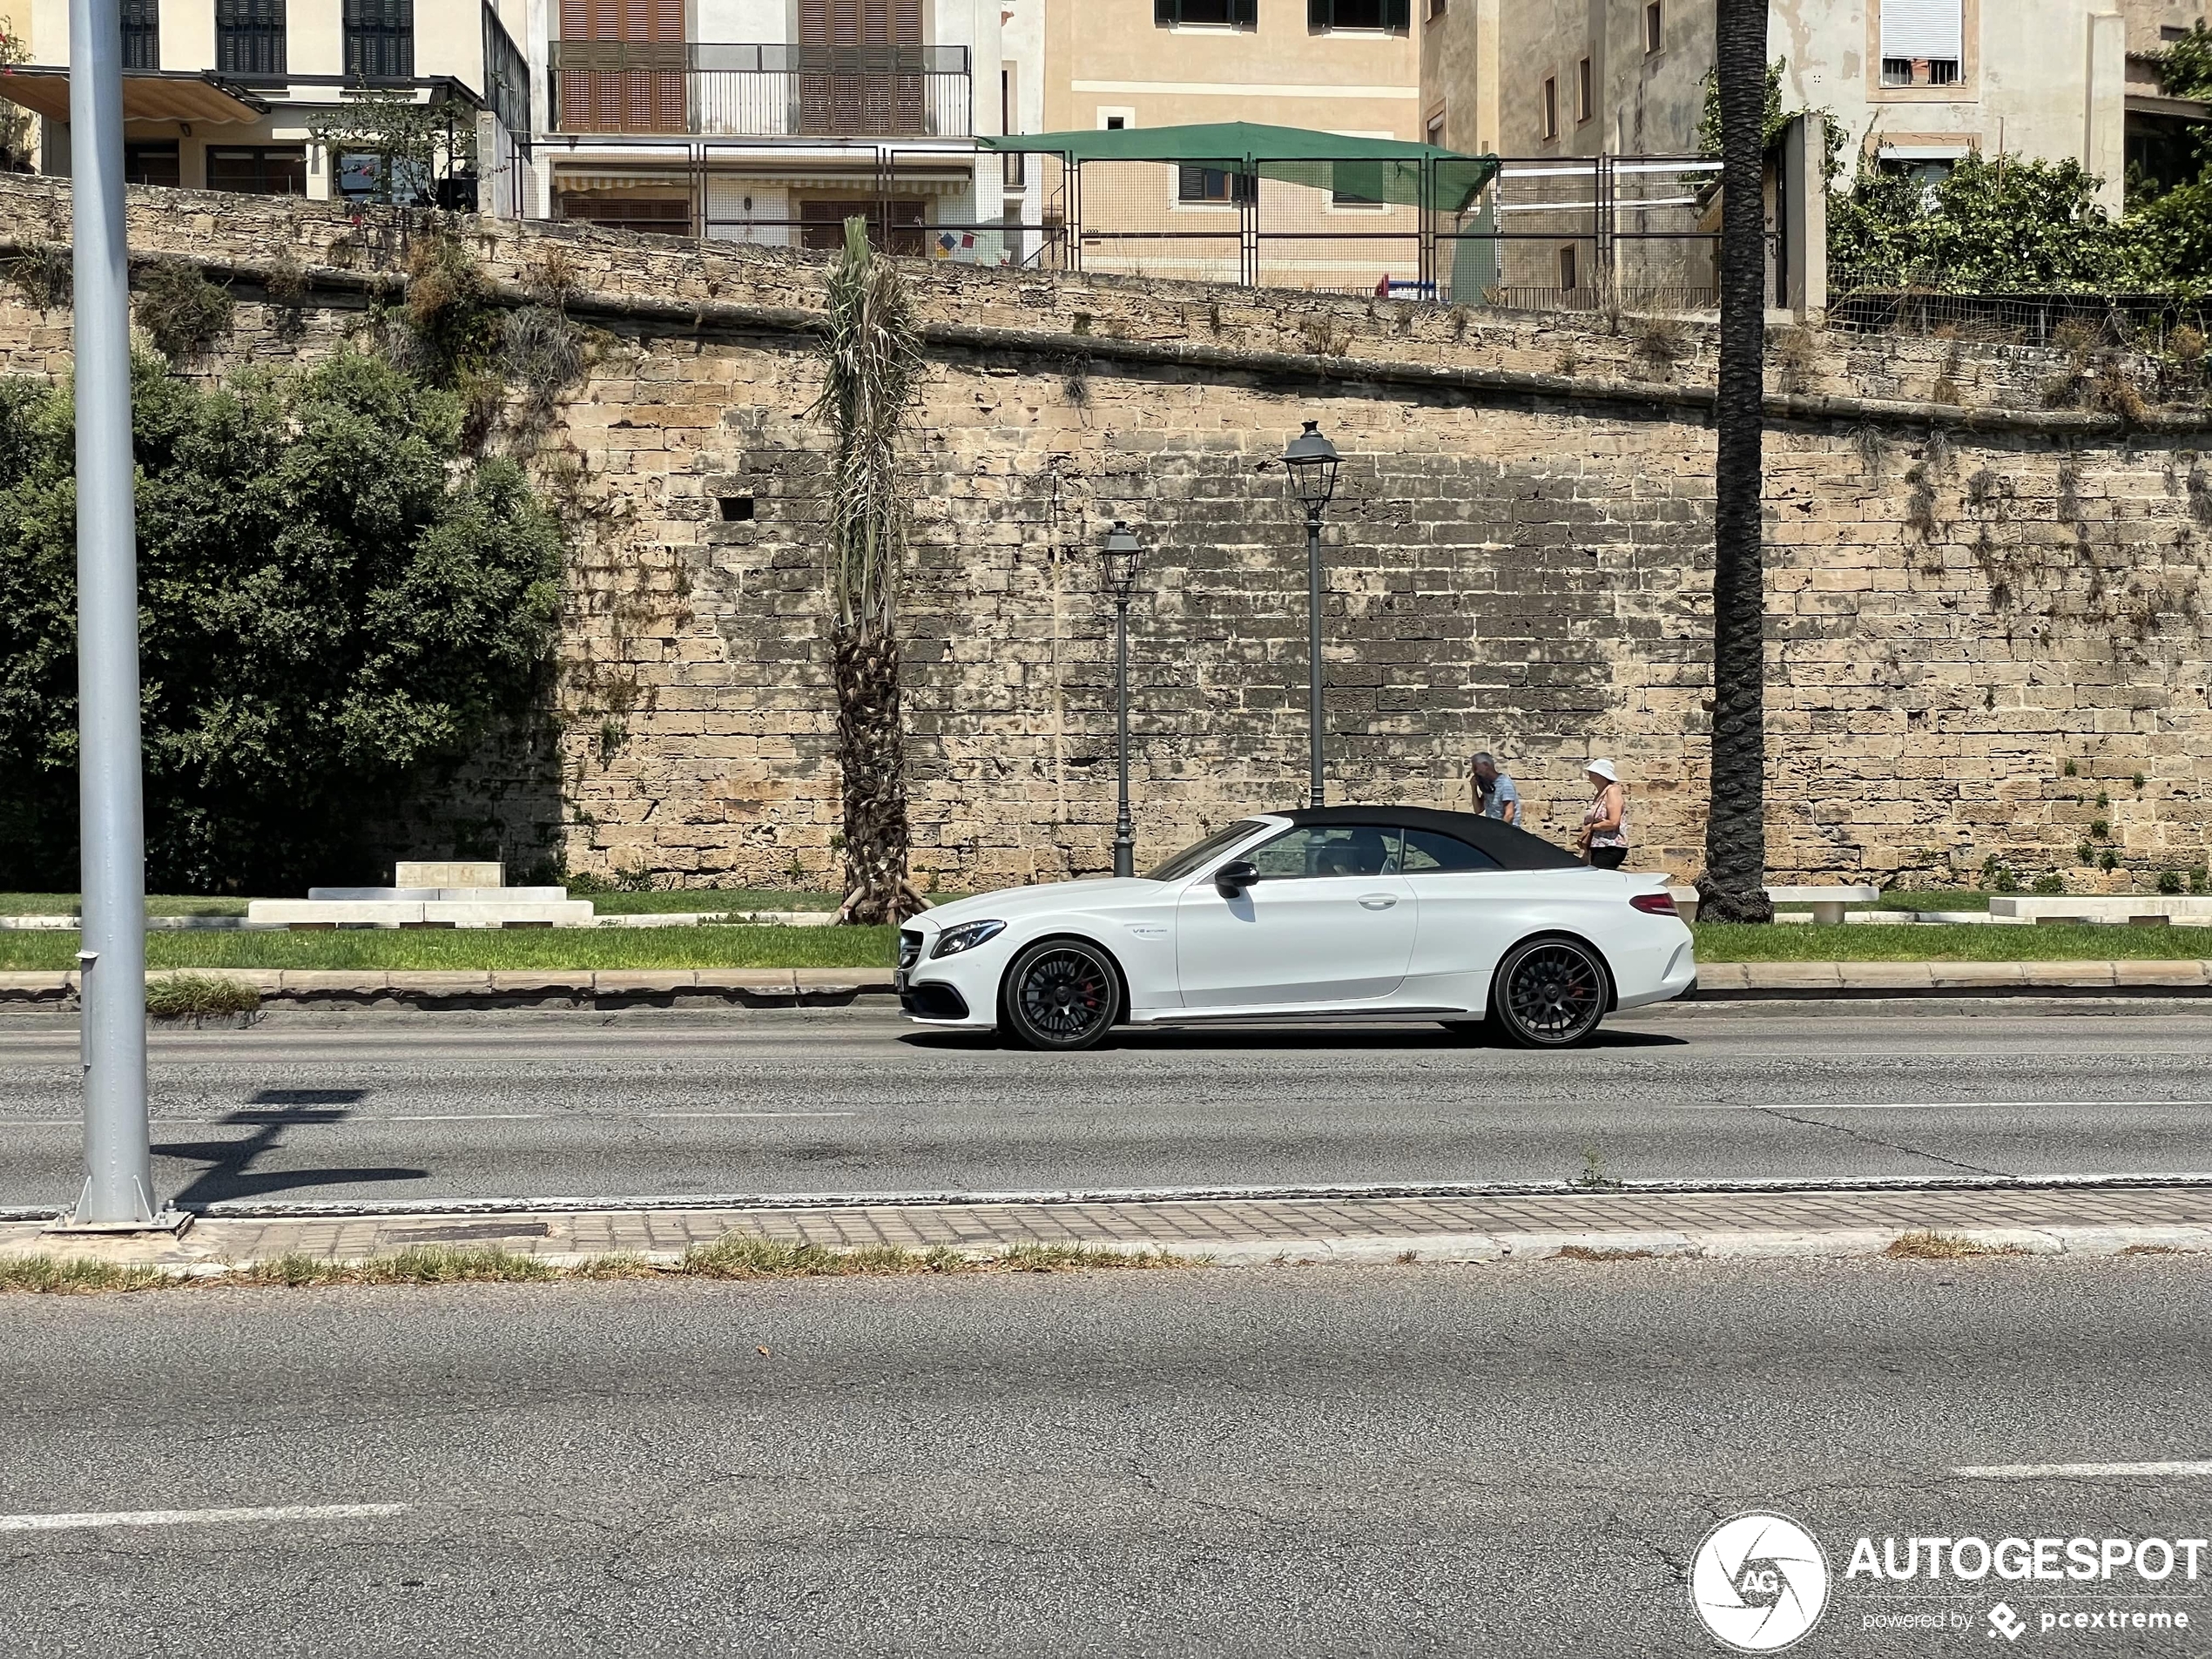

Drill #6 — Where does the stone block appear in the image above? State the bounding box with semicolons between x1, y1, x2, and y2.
395;861;505;888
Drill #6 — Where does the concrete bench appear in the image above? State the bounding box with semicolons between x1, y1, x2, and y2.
1992;896;2212;925
1764;885;1881;925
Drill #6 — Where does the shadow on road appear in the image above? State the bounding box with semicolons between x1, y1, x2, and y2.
902;1026;1687;1054
154;1088;426;1207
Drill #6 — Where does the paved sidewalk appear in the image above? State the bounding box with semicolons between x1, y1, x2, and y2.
4;961;2212;1013
7;1182;2212;1274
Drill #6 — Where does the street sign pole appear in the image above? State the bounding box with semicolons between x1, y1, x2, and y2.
67;0;158;1227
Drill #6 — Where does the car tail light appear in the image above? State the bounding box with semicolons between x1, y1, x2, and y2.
1629;892;1678;916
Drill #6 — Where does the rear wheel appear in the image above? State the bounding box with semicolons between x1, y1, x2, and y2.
1490;936;1609;1049
1001;938;1121;1052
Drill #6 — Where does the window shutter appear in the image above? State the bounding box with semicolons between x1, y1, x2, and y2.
798;0;828;44
1383;0;1408;26
1233;0;1255;24
1879;0;1961;59
1310;0;1330;29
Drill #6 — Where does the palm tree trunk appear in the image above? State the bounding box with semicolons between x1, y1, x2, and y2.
1698;0;1776;925
834;624;907;925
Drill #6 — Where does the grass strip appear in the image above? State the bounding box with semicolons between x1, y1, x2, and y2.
0;925;899;973
0;1238;1197;1295
5;920;2205;973
1694;922;2212;961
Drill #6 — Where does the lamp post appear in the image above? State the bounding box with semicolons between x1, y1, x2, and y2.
1101;521;1145;879
69;0;158;1226
1281;421;1341;809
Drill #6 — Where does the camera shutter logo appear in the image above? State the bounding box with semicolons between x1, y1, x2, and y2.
1690;1513;1831;1652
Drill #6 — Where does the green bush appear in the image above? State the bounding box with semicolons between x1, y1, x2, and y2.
135;259;236;361
2031;873;2067;894
0;351;562;891
2158;869;2185;894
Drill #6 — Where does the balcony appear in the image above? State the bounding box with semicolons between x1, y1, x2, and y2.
548;43;972;138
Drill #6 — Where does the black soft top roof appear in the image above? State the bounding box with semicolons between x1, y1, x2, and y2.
1271;805;1586;872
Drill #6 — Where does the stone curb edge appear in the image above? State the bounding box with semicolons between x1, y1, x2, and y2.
3;962;2212;1011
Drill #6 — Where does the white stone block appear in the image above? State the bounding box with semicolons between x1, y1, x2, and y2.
395;861;504;889
246;900;428;926
421;901;597;928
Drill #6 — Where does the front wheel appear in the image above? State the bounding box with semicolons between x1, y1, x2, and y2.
1490;936;1609;1049
1001;938;1121;1052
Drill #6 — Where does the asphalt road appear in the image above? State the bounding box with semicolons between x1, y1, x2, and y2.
4;1007;2212;1210
4;1256;2210;1656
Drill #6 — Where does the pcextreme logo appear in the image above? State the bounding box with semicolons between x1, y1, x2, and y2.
1691;1512;1832;1653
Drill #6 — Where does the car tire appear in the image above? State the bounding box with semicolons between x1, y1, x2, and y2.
1489;935;1610;1049
1000;937;1122;1053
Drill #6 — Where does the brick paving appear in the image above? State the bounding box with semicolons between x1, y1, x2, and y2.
5;1184;2212;1273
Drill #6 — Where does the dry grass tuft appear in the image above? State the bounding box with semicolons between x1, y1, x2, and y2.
1885;1230;2023;1260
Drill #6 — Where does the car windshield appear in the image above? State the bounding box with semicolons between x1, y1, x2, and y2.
1143;820;1264;883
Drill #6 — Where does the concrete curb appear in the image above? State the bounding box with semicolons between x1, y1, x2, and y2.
5;961;2212;1013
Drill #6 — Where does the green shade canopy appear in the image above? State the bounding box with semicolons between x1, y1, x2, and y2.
978;121;1497;213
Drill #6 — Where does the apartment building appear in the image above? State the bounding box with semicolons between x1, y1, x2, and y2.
5;0;531;210
533;0;1025;258
1426;0;2208;210
1035;0;1421;287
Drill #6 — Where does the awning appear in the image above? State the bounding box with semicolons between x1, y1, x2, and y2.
979;120;1497;212
0;67;268;125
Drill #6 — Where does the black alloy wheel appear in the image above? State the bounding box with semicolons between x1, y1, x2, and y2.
1001;939;1120;1052
1490;936;1608;1049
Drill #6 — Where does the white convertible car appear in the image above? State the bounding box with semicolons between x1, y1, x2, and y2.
896;806;1696;1051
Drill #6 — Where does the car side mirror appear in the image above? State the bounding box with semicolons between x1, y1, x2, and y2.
1215;860;1258;897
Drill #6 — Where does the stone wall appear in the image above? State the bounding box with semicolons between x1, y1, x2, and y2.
4;174;2211;894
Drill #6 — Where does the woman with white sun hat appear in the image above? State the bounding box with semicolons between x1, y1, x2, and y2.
1576;759;1630;870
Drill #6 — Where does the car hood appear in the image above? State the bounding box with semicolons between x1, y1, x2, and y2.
916;878;1167;930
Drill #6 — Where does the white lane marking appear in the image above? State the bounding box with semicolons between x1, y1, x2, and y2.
0;1111;860;1127
1953;1461;2212;1480
1757;1101;2212;1112
0;1502;411;1533
383;1114;546;1123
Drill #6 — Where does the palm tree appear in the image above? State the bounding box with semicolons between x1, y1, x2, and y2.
1698;0;1776;924
811;219;927;926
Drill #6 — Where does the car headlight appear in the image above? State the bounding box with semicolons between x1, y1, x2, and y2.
930;920;1007;959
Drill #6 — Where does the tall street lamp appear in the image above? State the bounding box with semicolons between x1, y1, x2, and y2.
1282;420;1341;809
1101;521;1145;878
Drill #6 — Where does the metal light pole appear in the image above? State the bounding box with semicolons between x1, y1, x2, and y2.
1101;522;1145;879
1281;421;1340;810
67;0;158;1228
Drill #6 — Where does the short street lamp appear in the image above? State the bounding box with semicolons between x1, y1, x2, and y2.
1102;521;1146;879
1282;420;1341;809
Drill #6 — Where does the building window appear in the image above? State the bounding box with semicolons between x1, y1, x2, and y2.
1575;56;1592;123
124;141;179;186
1558;245;1577;290
343;0;412;78
1878;0;1963;87
215;0;286;75
1309;0;1411;31
1427;0;1446;17
1644;2;1662;53
1101;108;1131;130
121;0;159;70
1178;165;1254;205
1541;75;1558;139
206;145;306;194
1426;111;1445;148
1155;0;1255;24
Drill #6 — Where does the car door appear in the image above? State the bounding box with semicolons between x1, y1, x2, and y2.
1394;824;1518;1008
1176;825;1417;1009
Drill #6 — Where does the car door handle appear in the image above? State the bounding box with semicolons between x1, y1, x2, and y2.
1358;894;1398;910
